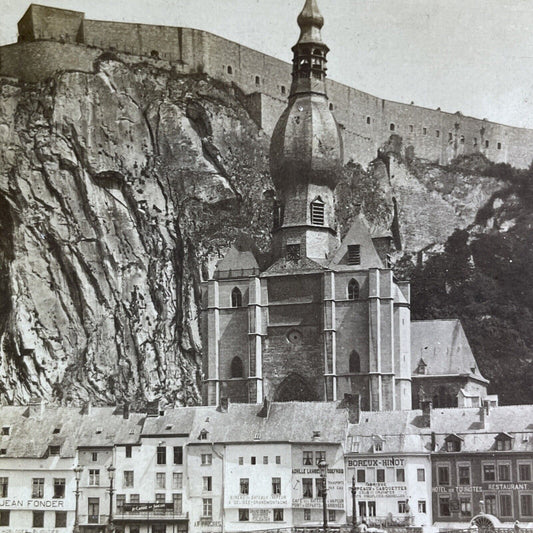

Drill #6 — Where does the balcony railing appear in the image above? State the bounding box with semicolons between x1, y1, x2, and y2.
78;514;109;525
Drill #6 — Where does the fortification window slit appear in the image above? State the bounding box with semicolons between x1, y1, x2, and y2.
366;116;371;125
390;123;395;131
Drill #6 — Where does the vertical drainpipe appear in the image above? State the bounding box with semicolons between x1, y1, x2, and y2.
211;443;225;533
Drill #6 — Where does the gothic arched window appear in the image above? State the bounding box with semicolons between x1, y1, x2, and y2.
349;350;361;373
231;287;242;308
348;279;359;300
310;198;325;225
230;356;244;378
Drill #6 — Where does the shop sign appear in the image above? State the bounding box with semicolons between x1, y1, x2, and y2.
0;499;72;510
347;458;405;468
433;483;533;494
292;497;344;510
193;519;222;531
227;495;289;508
356;484;407;498
0;530;65;533
250;509;271;522
292;468;344;474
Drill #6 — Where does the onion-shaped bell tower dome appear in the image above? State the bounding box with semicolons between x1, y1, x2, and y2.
269;0;343;261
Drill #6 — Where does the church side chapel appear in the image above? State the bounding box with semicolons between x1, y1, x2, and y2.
201;0;489;412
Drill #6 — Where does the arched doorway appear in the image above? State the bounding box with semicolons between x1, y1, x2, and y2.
274;373;316;402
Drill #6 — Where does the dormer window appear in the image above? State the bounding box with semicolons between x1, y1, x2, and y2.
372;436;385;452
444;434;463;452
231;287;242;308
495;433;513;451
49;445;61;456
347;245;361;265
310;198;325;225
199;429;209;441
286;243;301;261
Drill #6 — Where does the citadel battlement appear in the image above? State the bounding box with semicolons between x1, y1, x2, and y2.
2;3;533;168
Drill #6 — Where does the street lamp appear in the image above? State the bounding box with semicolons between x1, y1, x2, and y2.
73;465;83;533
318;459;328;533
351;475;357;532
107;464;116;533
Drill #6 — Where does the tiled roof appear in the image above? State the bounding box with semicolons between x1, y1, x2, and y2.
181;401;349;444
75;407;144;447
0;405;144;458
214;235;260;274
261;256;325;277
329;215;384;271
142;407;197;436
411;319;487;381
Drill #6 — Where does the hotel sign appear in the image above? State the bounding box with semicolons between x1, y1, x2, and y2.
433;483;533;494
0;499;72;510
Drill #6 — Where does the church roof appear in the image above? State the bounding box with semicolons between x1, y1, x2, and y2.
411;319;488;382
261;255;325;277
329;214;384;271
214;235;261;278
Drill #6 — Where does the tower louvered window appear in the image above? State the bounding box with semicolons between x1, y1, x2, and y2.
347;244;361;265
310;199;325;225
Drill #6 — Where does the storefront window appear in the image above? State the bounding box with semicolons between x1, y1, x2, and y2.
460;497;472;516
500;494;513;516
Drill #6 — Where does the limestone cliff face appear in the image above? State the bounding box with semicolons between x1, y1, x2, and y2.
0;57;272;406
0;55;510;406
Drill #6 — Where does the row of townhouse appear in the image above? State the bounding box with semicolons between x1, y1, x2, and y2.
1;397;533;533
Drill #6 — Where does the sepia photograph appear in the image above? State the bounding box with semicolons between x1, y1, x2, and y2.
0;1;532;532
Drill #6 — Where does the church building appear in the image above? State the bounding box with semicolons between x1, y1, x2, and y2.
201;0;488;412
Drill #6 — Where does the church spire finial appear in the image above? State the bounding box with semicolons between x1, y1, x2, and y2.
297;0;325;44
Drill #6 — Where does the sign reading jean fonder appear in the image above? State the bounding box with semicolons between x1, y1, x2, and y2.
0;499;72;510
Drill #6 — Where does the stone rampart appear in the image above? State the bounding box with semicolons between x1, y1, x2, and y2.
3;6;533;168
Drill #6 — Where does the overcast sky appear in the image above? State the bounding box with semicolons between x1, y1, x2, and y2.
2;0;533;128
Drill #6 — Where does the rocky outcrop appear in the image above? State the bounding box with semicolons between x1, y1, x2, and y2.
0;57;272;406
0;54;519;405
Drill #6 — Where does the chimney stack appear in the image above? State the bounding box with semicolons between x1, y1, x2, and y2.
480;400;490;429
421;400;432;428
217;396;229;413
146;399;160;417
123;403;130;419
340;393;361;424
257;397;271;418
28;396;45;418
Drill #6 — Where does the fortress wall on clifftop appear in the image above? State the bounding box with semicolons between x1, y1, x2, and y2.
0;41;98;83
3;6;533;168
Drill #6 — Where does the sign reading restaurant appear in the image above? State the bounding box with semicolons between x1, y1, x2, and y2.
0;499;71;510
433;483;533;494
